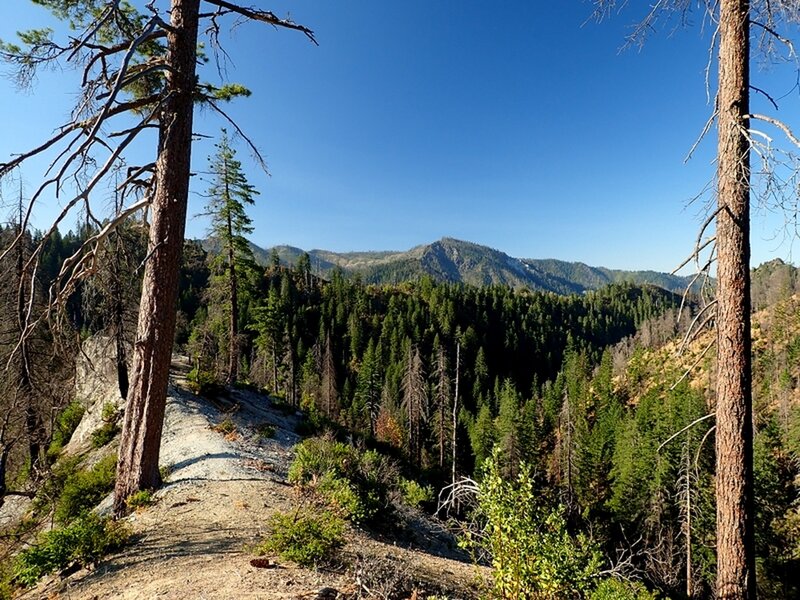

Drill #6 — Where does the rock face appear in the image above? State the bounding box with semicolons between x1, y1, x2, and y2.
65;336;126;455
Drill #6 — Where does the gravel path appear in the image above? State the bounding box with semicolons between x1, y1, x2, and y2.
18;378;481;600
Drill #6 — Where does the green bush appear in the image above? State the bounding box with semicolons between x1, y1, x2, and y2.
462;452;603;600
257;509;344;567
288;437;399;524
213;416;237;435
54;454;116;525
100;402;117;422
257;423;276;439
590;578;660;600
400;478;434;509
125;490;154;510
0;563;14;600
90;422;118;448
33;456;82;514
13;513;128;587
91;403;120;448
316;472;376;523
47;401;85;460
186;367;222;396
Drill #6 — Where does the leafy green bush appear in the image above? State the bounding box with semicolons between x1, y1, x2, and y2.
55;454;116;525
316;472;376;523
13;513;128;587
33;456;83;515
288;437;399;524
125;489;154;510
590;578;660;600
0;563;14;600
400;478;434;509
186;367;222;396
90;403;120;448
47;401;85;460
90;422;118;448
462;452;602;600
257;509;344;567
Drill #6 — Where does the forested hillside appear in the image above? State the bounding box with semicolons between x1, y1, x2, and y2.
3;218;800;598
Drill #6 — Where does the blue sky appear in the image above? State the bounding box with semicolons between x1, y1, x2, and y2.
1;1;799;272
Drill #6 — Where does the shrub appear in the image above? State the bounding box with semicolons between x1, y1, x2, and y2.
33;456;83;515
316;472;376;523
13;513;128;587
47;401;85;460
90;422;118;448
257;423;276;439
125;490;154;510
257;509;344;567
90;403;119;448
288;437;399;524
54;454;116;525
400;478;434;509
186;367;222;396
462;452;603;600
590;578;660;600
213;416;237;435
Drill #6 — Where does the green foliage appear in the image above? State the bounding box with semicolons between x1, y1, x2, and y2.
400;478;434;509
589;578;659;600
213;416;237;435
257;509;344;568
257;423;276;439
100;402;116;422
13;513;128;588
90;421;118;448
90;402;120;448
54;454;116;525
0;563;13;600
125;489;154;510
463;453;602;600
288;437;399;524
211;83;252;101
186;366;222;397
47;401;85;460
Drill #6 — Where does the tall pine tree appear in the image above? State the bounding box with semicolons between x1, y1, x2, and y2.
205;130;258;384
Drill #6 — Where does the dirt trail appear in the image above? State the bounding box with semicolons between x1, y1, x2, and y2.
19;380;481;600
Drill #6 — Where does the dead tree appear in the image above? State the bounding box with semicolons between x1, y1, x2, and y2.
593;2;800;596
0;0;316;515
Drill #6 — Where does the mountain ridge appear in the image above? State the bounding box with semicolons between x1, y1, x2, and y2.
205;236;697;295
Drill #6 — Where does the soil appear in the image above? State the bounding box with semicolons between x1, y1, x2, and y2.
16;367;484;600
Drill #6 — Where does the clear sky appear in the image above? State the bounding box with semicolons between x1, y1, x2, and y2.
1;1;799;272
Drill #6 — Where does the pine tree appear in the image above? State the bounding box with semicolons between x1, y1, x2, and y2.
205;130;258;384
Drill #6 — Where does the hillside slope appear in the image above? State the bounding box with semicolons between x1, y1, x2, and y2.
13;366;481;600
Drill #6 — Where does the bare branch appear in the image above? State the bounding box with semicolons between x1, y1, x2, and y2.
750;113;800;148
657;412;716;453
669;338;716;392
201;0;318;45
678;300;717;353
204;98;270;174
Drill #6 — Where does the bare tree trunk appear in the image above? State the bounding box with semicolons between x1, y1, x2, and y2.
114;0;199;515
112;242;130;400
16;196;40;478
452;342;459;488
715;1;756;597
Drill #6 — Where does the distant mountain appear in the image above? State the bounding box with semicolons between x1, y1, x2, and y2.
202;236;697;295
